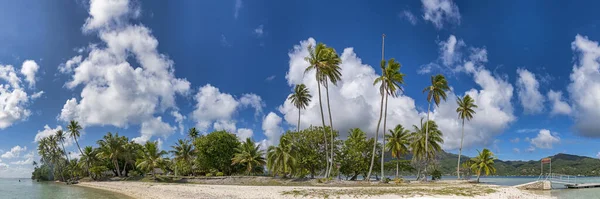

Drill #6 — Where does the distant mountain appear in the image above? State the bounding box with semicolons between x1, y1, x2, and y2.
435;152;600;176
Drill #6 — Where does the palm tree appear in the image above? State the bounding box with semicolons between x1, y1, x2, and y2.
410;119;444;180
55;129;72;181
79;146;99;179
232;138;266;175
470;148;496;183
136;141;167;179
188;127;199;140
266;136;296;177
422;74;449;180
170;139;196;176
455;95;478;179
96;132;125;177
67;120;88;176
305;43;341;177
288;84;312;132
385;124;411;179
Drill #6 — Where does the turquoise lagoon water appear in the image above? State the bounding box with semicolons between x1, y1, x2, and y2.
0;178;131;199
3;177;600;198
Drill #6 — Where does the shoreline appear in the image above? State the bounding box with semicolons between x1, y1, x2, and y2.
75;180;554;199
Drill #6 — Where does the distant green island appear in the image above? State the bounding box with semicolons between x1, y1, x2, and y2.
434;151;600;176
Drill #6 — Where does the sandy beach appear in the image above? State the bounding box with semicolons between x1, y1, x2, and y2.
76;181;553;199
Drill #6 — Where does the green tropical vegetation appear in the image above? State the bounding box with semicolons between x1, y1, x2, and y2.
32;41;536;186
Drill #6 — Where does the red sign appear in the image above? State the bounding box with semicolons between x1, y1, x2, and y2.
541;158;551;163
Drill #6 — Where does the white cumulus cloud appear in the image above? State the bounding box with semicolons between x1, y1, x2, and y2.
262;112;283;147
279;38;421;142
1;146;27;159
547;90;571;116
421;0;461;29
59;0;190;142
236;128;253;141
20;60;39;88
530;129;560;149
567;35;600;137
516;68;544;114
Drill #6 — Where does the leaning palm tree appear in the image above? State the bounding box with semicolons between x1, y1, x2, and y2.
170;139;196;176
136;141;167;179
188;127;199;140
67;120;88;176
288;84;312;132
266;136;296;177
470;148;496;183
305;43;341;177
410;118;444;180
385;124;411;179
96;132;125;177
55;129;72;181
232;138;266;175
421;74;449;180
455;95;477;179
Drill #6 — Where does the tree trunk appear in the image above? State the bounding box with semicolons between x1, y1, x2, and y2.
367;85;386;181
325;83;335;176
477;170;481;183
297;108;301;132
424;101;431;181
381;91;389;182
457;119;465;179
396;159;399;179
122;162;128;177
316;80;329;178
114;159;121;177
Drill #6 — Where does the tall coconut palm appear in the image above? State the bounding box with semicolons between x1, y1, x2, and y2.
385;124;411;179
367;58;405;181
305;43;341;177
455;95;477;179
422;74;449;180
96;132;125;177
232;138;266;175
188;127;199;140
410;119;444;180
266;136;296;177
170;139;196;176
67;120;88;176
288;84;312;132
55;129;72;181
136;141;167;179
470;148;496;183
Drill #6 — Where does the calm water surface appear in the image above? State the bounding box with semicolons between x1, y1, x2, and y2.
441;176;600;199
0;178;131;199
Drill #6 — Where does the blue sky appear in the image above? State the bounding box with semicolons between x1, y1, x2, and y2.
2;0;600;177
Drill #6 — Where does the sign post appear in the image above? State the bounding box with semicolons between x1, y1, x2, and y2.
541;158;552;177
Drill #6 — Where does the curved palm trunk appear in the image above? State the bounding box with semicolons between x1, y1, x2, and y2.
325;84;335;176
457;119;465;179
424;101;431;181
74;137;91;178
113;159;121;177
476;169;481;183
316;80;330;178
381;92;389;182
367;86;385;181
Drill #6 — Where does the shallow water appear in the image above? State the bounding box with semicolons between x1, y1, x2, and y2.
441;176;600;199
0;178;131;199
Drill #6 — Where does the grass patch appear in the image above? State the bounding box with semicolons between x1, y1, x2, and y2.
281;185;497;198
